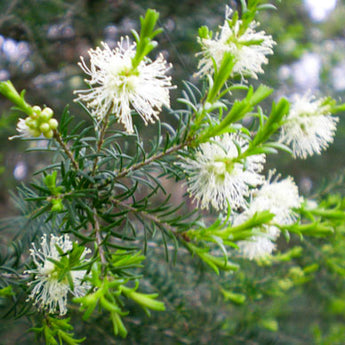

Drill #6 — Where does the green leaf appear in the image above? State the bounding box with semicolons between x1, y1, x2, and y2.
251;97;289;148
30;317;85;345
0;285;15;297
206;52;236;104
221;289;246;304
200;85;273;142
121;283;165;315
110;311;128;338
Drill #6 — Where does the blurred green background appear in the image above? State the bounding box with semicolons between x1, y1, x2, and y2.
1;0;345;344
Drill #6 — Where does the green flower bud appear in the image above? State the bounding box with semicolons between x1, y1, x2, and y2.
31;105;41;118
48;118;58;130
40;107;54;121
39;123;50;133
25;117;33;126
26;118;38;129
43;129;54;139
51;199;63;212
29;128;41;137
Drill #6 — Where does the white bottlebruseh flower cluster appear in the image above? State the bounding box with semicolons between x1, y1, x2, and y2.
236;175;302;260
74;38;173;134
280;94;338;159
26;234;90;315
180;133;266;211
196;6;275;79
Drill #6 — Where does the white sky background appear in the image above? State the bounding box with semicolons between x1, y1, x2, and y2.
278;0;340;91
304;0;337;21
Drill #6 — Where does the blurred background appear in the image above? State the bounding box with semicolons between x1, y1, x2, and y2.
0;0;345;344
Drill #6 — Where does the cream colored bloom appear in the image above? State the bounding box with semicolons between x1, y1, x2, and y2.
180;133;266;210
238;235;277;261
75;38;173;133
236;175;302;259
251;175;303;225
26;234;90;315
196;6;275;80
280;94;338;159
9;118;39;140
16;118;33;137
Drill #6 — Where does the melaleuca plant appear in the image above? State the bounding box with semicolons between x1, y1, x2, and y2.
0;1;345;344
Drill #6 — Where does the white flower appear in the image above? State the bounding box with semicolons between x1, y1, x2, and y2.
26;234;91;315
16;118;31;137
237;235;276;261
180;133;266;210
74;38;173;133
280;94;338;159
250;175;303;225
196;6;275;80
236;174;302;260
9;118;38;140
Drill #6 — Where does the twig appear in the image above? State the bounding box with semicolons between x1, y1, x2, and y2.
115;139;191;179
53;130;79;170
92;113;110;176
110;198;180;235
93;208;106;267
0;272;29;280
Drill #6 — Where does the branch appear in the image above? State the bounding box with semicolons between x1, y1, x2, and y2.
92;113;110;176
93;208;106;267
53;130;79;170
115;140;191;179
0;272;28;280
110;198;179;235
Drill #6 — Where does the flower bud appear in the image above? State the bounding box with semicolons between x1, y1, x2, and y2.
29;128;41;137
31;106;41;118
48;118;58;130
40;123;50;133
26;118;38;129
40;107;54;121
51;199;63;212
25;117;33;126
43;129;54;139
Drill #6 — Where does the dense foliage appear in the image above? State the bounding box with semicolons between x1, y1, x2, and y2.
1;1;345;344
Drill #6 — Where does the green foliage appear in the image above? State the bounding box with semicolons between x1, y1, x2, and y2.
199;84;274;142
0;0;345;344
31;317;85;345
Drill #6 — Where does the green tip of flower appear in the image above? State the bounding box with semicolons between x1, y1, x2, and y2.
198;26;212;40
0;80;33;116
